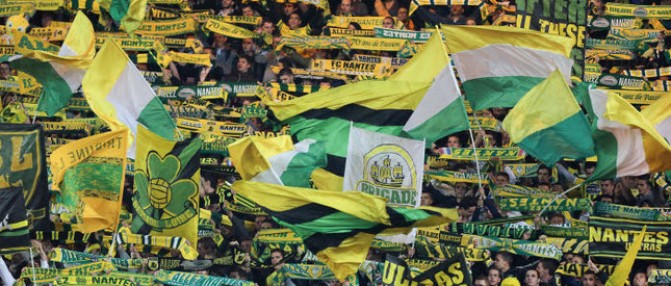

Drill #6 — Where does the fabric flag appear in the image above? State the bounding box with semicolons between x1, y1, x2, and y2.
99;0;148;34
228;135;326;188
50;129;129;233
130;125;201;252
2;11;95;116
584;89;671;181
0;187;30;254
232;180;458;281
264;32;449;177
641;91;671;144
344;126;424;207
605;225;647;286
442;25;574;111
82;40;176;159
502;70;595;167
402;63;470;145
390;31;449;82
0;124;50;231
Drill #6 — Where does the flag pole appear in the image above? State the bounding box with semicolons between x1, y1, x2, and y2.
434;26;485;193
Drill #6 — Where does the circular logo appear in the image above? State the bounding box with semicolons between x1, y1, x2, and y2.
634;7;648;18
177;87;196;99
363;145;416;188
599;75;618;86
591;17;610;28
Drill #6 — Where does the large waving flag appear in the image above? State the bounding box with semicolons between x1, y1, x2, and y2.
228;135;326;188
641;91;671;144
442;25;574;111
264;32;449;176
130;125;201;251
3;11;95;116
99;0;148;34
50;129;129;233
82;40;176;158
585;88;671;181
232;180;457;281
503;70;595;167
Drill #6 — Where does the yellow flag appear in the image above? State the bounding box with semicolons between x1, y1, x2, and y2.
605;225;647;286
50;129;129;233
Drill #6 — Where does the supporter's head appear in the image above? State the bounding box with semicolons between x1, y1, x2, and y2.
536;165;551;184
454;182;469;199
261;18;276;34
278;67;294;84
255;215;268;230
523;269;540;286
494;252;513;272
260;220;275;230
287;12;302;29
495;172;510;186
596;194;614;203
229;268;248;280
548;212;565;226
348;22;362;30
501;276;521;286
397;7;409;22
570;255;585;264
236;55;253;73
221;0;234;8
41;12;54;27
241;38;255;53
0;61;11;79
284;3;298;16
581;270;597;286
270;248;284;267
551;183;564;193
621;176;637;189
600;179;615;196
632;271;647;286
466;17;477;25
447;135;461;148
212;33;228;48
383;16;395;28
585;163;596;177
487;266;502;286
537;182;551;191
420;191;434;206
536;258;558;282
339;0;353;15
450;5;464;16
241;4;255;16
458;196;478;221
636;176;652;196
473;275;488;286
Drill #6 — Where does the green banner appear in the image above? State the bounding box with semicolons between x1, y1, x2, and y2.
590;216;671;260
584;73;651;90
373;27;432;42
267;264;336;285
493;184;555;198
585;38;643;51
499;198;591;212
438;147;524;161
154;270;254;286
464;235;563;260
605;3;671;19
425;170;489;184
515;0;587;78
587;16;642;31
592;201;671;221
541;225;588;239
446;223;541;240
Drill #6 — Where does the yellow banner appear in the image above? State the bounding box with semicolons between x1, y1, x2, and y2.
328;28;375;37
135;18;198;36
164;51;211;67
10;30;61;55
275;35;351;51
95;36;159;51
610;90;669;105
6;0;63;11
215;15;262;26
204;19;258;39
344;36;410;52
310;59;392;77
0;45;15;55
181;10;212;23
605;3;671;19
0;3;34;16
28;27;68;42
176;118;248;137
327;16;388;29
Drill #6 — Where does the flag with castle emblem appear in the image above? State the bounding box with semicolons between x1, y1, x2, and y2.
343;126;424;207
